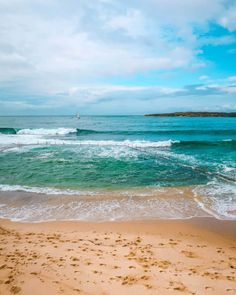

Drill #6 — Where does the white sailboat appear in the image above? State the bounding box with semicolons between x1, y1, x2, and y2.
76;113;80;120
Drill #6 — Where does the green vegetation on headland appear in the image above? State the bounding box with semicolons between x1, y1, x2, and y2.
145;112;236;117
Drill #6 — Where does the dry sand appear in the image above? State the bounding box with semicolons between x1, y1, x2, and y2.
0;218;235;295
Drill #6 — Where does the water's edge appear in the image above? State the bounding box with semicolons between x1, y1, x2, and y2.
0;186;235;222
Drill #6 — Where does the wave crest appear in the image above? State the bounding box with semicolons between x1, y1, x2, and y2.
17;128;76;136
0;128;18;134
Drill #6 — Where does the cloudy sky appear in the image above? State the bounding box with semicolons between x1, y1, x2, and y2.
0;0;236;115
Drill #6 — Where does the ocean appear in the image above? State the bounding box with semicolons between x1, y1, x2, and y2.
0;115;235;222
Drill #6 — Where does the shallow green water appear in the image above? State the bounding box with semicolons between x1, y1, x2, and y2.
0;116;235;220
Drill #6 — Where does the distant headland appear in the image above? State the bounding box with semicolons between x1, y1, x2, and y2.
145;112;236;117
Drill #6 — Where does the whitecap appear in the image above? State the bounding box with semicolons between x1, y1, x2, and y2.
17;128;76;136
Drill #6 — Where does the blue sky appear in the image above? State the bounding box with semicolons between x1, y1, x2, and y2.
0;0;236;115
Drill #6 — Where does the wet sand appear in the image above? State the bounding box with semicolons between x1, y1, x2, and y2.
0;218;235;295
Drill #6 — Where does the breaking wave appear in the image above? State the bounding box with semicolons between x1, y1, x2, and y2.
0;127;18;134
1;127;236;137
17;128;76;135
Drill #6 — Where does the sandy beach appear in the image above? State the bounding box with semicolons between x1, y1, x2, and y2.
1;0;236;293
0;218;235;295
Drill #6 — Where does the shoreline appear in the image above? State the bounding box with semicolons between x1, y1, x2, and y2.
1;185;234;222
1;216;236;239
0;217;235;294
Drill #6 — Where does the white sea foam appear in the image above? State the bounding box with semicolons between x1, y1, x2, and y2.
35;152;55;159
17;128;76;136
1;183;235;221
193;181;236;219
0;185;205;222
0;184;96;196
221;165;236;174
0;133;176;150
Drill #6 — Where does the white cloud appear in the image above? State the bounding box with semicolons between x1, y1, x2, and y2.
198;83;236;94
199;75;209;80
0;0;235;114
223;85;236;94
223;104;236;110
139;0;223;26
195;86;207;90
0;0;230;85
0;100;37;109
219;3;236;31
65;85;184;104
228;76;236;81
68;85;184;94
199;35;236;46
0;1;200;91
106;10;146;38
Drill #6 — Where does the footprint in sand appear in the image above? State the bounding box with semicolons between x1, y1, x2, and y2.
169;281;187;292
181;250;197;258
10;286;21;294
205;286;213;290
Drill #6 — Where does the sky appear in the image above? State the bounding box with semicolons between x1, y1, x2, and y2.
0;0;236;115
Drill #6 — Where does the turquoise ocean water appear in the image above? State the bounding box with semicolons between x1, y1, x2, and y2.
0;116;235;221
